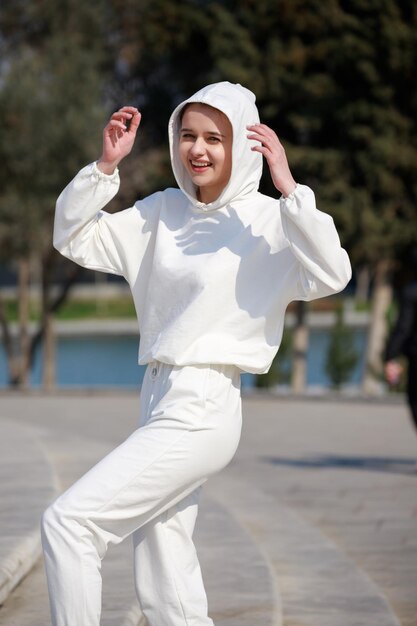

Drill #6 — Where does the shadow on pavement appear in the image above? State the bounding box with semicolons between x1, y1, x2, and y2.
262;454;417;475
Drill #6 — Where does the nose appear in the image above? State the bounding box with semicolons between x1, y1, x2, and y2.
189;137;206;157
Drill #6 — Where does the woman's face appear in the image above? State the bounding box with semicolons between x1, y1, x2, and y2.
179;103;232;204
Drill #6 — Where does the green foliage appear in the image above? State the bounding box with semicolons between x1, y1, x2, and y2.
109;0;417;266
325;305;359;388
0;0;116;386
2;0;416;265
56;297;136;320
0;1;110;260
256;328;292;388
1;296;136;322
1;0;416;357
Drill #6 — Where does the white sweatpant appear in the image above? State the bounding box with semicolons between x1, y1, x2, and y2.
41;361;242;626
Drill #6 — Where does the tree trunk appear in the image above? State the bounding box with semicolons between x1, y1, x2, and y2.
291;301;309;393
41;251;56;391
17;257;31;387
28;263;83;371
355;265;371;304
362;260;393;395
42;310;56;391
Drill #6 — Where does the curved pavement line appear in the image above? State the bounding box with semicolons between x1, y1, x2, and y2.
196;492;282;626
121;491;283;626
0;416;280;626
0;529;41;607
207;473;402;626
0;417;59;606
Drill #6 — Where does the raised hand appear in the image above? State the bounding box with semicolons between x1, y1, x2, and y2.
246;123;297;197
98;106;141;174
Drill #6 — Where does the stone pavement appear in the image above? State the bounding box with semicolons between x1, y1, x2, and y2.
0;391;416;626
0;418;58;607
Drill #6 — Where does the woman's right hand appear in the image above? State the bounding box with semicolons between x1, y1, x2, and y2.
384;360;403;386
97;106;141;175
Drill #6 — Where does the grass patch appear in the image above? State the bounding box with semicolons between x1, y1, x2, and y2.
56;297;136;320
3;297;137;321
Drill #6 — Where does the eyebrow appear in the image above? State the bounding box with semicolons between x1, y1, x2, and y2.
180;127;226;137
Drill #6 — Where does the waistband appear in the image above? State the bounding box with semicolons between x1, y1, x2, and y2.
147;360;240;382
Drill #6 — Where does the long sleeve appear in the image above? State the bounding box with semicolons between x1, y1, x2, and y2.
53;162;157;284
385;284;417;361
280;184;352;300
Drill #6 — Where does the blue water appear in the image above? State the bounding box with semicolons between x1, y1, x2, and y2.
307;328;366;386
0;329;367;390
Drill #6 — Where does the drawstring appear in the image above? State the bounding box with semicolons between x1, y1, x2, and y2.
149;362;159;380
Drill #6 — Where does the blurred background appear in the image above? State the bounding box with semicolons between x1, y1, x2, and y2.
0;0;416;395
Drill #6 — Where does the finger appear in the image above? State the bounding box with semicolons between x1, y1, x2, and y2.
110;106;138;121
246;123;273;134
106;119;127;132
247;129;278;145
251;145;273;158
247;133;274;152
110;111;133;124
246;132;268;143
247;124;280;142
250;123;276;135
118;106;139;114
128;110;141;133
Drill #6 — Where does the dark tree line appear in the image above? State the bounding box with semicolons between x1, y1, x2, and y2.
0;0;416;389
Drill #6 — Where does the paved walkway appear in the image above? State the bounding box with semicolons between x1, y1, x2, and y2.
0;391;416;626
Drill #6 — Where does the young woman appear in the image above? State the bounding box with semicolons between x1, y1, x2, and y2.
41;81;351;626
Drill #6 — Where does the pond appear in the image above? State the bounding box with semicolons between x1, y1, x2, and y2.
0;328;368;391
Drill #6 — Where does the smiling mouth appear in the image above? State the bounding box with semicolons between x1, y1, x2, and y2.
190;160;212;171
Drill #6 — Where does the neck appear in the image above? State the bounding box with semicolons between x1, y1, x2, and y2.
197;186;221;204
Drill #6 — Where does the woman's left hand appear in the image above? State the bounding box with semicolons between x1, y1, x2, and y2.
247;123;297;197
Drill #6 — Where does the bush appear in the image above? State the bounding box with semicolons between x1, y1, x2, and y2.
256;329;292;388
325;305;359;389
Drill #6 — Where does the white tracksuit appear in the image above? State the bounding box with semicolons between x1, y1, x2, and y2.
42;81;351;626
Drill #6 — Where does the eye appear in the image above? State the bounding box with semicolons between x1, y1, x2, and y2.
181;133;195;140
208;136;221;143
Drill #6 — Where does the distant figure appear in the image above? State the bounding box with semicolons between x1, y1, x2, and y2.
384;245;417;434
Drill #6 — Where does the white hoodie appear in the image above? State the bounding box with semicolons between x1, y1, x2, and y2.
54;81;351;374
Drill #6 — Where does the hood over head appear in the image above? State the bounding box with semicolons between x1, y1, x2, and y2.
168;81;263;211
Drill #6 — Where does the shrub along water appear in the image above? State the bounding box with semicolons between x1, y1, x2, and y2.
325;305;359;389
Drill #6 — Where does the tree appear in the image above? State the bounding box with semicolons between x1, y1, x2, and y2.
0;0;111;387
57;0;417;392
2;0;415;392
205;0;417;392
